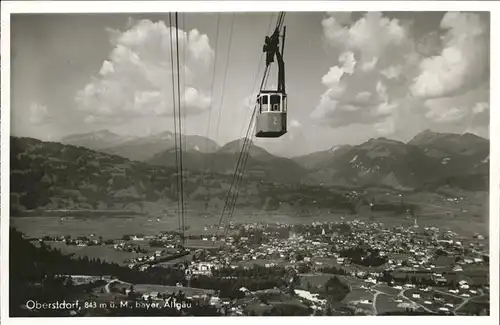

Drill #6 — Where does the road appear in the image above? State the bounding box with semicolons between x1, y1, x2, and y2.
104;279;131;293
397;288;435;313
431;289;487;315
371;290;382;312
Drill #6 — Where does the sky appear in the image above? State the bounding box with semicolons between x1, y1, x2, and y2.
11;11;490;156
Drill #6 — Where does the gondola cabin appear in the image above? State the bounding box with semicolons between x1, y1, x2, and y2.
255;91;287;138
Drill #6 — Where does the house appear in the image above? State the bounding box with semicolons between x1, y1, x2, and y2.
192;262;213;276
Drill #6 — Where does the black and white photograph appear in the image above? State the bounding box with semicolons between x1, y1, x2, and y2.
1;1;499;323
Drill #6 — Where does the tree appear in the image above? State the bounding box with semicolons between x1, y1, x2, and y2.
325;306;333;316
65;276;74;287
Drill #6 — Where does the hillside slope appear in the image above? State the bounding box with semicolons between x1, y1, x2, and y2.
295;131;489;190
147;138;308;184
102;131;220;161
10;137;354;215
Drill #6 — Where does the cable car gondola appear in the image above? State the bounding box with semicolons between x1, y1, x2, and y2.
256;25;287;138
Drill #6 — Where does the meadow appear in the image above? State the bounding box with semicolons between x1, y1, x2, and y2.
47;242;152;265
375;294;406;314
11;205;486;241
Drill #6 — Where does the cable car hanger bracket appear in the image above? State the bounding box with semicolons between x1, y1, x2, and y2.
262;24;286;94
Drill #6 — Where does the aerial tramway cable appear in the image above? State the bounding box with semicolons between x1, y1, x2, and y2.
168;13;182;245
207;14;236;219
200;13;221;213
212;12;286;244
223;13;286;230
175;12;186;247
223;12;286;235
168;12;187;248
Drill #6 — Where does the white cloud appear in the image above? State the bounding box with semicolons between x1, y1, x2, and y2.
313;11;489;137
423;83;489;126
242;92;258;111
411;12;489;98
29;102;49;125
425;106;466;124
312;12;415;132
472;102;488;114
242;84;279;111
374;117;396;135
84;115;96;124
290;119;301;128
75;19;214;123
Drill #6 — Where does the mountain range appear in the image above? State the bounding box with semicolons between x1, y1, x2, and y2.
62;130;220;161
9;129;489;214
9;137;353;214
59;128;490;190
295;130;489;190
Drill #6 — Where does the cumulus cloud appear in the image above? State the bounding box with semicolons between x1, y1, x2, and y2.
290;119;301;128
313;11;490;136
411;12;489;98
312;12;415;130
242;84;279;111
423;83;489;126
75;19;215;123
242;92;259;111
29;102;49;125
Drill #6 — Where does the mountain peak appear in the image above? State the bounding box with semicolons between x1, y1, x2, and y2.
409;129;488;147
408;129;443;145
62;129;117;141
364;137;405;147
462;132;486;141
219;138;271;157
419;129;437;136
60;129;126;150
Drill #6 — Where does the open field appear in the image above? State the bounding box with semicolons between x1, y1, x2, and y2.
46;242;198;266
298;274;333;290
243;301;272;316
10;186;489;240
375;294;406;314
11;215;211;239
156;253;195;267
456;300;490;315
402;289;435;303
133;284;215;296
336;275;370;289
401;288;469;313
244;297;309;316
11;201;487;241
47;242;154;265
342;288;374;304
373;284;401;296
429;289;467;305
